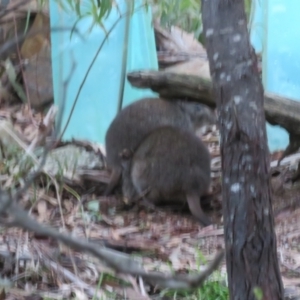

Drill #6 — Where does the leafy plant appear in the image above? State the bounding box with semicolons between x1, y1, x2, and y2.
153;0;202;38
53;0;252;40
160;280;229;300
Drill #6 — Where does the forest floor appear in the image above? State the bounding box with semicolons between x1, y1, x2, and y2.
1;101;300;300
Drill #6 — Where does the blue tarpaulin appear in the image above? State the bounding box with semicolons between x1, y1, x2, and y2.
251;0;300;152
49;0;158;145
50;1;299;151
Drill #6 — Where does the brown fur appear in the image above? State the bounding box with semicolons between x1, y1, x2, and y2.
104;97;216;196
129;126;212;226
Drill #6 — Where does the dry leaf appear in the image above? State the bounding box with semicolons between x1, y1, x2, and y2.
36;200;49;222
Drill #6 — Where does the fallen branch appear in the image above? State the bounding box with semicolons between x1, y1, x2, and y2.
0;13;223;292
1;201;224;289
127;70;300;134
127;70;300;162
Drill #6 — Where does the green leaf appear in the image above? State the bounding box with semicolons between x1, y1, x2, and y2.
97;0;112;22
4;59;27;103
75;0;81;16
87;200;100;212
253;287;263;300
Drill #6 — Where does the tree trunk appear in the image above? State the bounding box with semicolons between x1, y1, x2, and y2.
201;1;284;299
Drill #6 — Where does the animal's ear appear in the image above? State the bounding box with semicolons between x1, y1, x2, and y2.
118;148;132;160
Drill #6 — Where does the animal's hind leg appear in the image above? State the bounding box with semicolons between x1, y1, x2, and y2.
104;168;122;196
122;170;138;204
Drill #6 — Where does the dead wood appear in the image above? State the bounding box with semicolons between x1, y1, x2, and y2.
127;70;300;161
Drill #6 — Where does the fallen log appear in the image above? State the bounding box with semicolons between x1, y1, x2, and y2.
127;70;300;163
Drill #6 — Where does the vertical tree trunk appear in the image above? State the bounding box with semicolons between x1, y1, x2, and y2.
201;1;284;299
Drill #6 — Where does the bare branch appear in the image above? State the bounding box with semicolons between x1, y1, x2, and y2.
0;0;29;20
5;45;77;201
0;27;83;59
0;3;224;291
2;202;224;289
127;70;300;134
58;4;146;139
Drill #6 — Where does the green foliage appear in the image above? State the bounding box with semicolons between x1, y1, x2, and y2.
153;0;202;38
160;280;229;300
159;249;229;300
244;0;253;21
198;280;229;300
253;286;263;300
0;142;35;190
53;0;252;40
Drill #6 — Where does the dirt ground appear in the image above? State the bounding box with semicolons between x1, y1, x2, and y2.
1;103;300;299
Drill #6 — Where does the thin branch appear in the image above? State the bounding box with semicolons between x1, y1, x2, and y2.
13;49;76;200
0;27;83;59
0;2;224;291
41;257;104;298
3;202;224;289
58;4;146;139
13;13;34;122
0;0;29;19
54;53;77;137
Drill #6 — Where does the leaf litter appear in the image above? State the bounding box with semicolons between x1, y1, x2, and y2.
1;99;300;299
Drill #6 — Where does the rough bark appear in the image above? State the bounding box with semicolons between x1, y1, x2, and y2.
201;0;284;299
